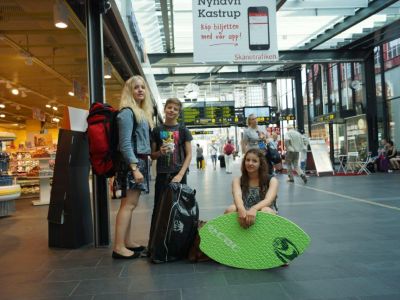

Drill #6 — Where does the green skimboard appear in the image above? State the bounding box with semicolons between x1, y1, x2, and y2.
199;212;311;269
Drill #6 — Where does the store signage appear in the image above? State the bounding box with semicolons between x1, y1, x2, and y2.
190;130;214;135
280;114;296;121
32;107;45;122
314;113;336;123
73;80;86;102
192;0;278;63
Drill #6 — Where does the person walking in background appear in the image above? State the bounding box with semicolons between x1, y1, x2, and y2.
196;144;204;169
224;139;235;174
242;114;267;155
284;124;307;184
113;75;153;259
209;140;218;170
299;129;309;172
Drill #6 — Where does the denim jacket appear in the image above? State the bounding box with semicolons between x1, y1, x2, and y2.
117;108;151;164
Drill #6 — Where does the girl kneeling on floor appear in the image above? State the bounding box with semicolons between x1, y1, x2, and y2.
225;148;279;229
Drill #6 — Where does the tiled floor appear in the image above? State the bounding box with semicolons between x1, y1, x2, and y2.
1;160;400;300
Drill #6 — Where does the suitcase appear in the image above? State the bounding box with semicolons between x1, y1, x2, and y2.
218;155;226;168
149;182;199;263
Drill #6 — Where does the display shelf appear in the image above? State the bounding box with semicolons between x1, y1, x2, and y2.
0;133;20;216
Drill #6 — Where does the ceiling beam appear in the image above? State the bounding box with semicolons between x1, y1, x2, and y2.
299;0;399;50
210;66;223;74
341;18;400;50
148;49;368;67
155;71;295;85
276;0;287;11
160;0;172;53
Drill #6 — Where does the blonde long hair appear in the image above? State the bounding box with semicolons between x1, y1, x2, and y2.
119;75;154;128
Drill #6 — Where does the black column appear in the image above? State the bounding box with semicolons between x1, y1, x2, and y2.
294;68;304;132
86;0;110;247
364;50;379;156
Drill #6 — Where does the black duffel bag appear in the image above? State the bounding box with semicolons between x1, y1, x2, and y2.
149;182;199;263
266;142;282;164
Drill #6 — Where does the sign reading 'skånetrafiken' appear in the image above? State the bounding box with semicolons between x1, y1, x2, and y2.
192;0;278;63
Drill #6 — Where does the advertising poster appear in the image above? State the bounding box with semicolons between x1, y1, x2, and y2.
192;0;278;63
309;139;334;175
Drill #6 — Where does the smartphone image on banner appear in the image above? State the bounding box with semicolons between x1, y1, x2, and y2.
248;6;270;50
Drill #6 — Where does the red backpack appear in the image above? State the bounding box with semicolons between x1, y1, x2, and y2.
224;143;234;155
87;103;135;177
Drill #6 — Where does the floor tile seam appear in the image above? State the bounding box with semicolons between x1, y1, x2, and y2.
67;280;82;297
277;281;295;300
120;267;203;279
295;184;400;212
126;284;182;296
41;269;55;283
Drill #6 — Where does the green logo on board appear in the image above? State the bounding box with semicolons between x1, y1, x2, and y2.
273;237;299;263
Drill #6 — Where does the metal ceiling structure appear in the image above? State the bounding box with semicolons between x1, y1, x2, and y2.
132;0;400;94
0;0;399;126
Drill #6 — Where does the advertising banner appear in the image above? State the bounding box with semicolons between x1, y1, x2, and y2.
192;0;278;63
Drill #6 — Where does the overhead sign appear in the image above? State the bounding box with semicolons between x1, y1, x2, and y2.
243;106;272;125
192;0;278;63
181;101;236;127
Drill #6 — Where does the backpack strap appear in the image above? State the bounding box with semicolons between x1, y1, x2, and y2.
178;123;187;161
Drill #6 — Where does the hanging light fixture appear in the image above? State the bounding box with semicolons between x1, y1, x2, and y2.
52;117;60;123
68;91;74;96
0;104;4;109
11;88;19;95
104;60;112;79
0;114;5;118
45;104;52;108
54;0;69;29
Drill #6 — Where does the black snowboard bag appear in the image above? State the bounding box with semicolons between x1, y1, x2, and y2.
149;182;199;263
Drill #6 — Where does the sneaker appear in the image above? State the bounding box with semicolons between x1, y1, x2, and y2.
301;174;307;184
287;178;294;183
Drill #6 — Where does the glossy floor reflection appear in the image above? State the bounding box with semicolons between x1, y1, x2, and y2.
1;159;400;299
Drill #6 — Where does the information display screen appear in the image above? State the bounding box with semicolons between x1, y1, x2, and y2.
181;101;236;127
243;106;271;125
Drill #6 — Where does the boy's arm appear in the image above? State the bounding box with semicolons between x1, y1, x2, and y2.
179;141;192;176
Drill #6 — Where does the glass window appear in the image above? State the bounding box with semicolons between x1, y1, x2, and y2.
345;115;368;160
374;46;385;141
328;64;339;113
307;67;314;119
287;79;293;109
353;62;366;114
313;64;322;116
301;67;309;129
341;63;353;110
321;64;329;114
388;98;400;145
